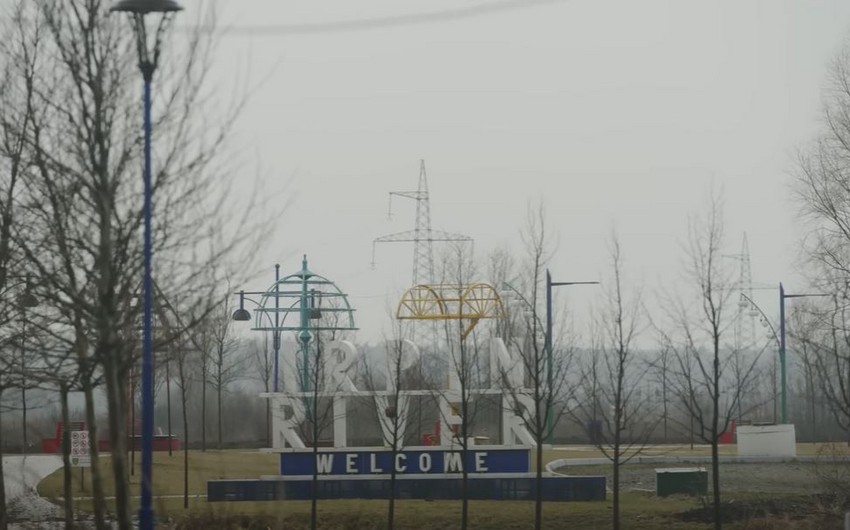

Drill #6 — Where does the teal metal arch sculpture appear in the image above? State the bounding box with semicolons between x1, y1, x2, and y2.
251;255;357;392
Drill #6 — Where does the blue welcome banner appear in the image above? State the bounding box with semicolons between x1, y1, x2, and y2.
280;447;530;476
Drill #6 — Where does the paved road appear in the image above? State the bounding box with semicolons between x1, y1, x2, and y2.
3;455;64;525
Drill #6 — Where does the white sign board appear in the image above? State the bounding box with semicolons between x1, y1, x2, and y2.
70;430;91;468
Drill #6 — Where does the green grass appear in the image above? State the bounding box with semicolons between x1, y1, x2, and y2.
546;442;850;460
37;445;847;529
37;450;278;498
74;493;700;530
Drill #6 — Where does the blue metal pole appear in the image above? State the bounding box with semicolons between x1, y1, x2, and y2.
274;264;280;392
139;69;155;530
779;282;787;424
299;256;310;392
545;270;553;444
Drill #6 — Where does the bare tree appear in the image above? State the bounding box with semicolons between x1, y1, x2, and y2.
664;194;762;529
23;324;84;530
430;242;485;530
571;233;653;530
789;304;828;441
0;0;40;524
197;324;211;452
298;319;345;530
649;344;673;443
498;205;578;530
791;286;850;441
173;326;195;509
1;2;265;527
360;319;418;530
796;46;850;283
249;334;274;446
204;295;242;450
793;42;850;444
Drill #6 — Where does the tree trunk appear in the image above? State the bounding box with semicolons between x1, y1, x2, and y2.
20;383;26;454
712;346;722;530
217;380;222;450
310;390;319;530
388;445;396;530
181;386;189;509
613;449;620;530
265;398;271;448
387;373;403;530
201;373;207;452
129;376;135;475
662;373;668;443
104;360;132;530
613;398;622;530
82;376;107;530
711;438;721;529
534;429;543;530
20;314;28;455
0;390;7;530
60;387;75;529
167;359;173;457
533;346;543;530
533;374;543;530
690;413;694;451
460;379;469;530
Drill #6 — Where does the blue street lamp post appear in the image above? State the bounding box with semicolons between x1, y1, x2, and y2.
502;273;597;446
110;1;182;528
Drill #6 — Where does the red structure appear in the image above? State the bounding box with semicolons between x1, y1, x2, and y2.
42;422;179;453
719;420;736;444
125;436;180;452
41;421;86;454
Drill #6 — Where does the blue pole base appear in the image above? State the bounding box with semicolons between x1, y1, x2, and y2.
138;506;154;529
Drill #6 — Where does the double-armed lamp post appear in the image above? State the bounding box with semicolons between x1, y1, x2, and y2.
110;1;182;528
741;283;828;424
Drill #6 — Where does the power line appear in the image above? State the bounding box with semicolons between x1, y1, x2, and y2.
184;0;571;37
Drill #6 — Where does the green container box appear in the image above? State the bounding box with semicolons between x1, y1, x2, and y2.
655;467;707;497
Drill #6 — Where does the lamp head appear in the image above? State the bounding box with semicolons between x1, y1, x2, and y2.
232;308;252;321
110;0;183;14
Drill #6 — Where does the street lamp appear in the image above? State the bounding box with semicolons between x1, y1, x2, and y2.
779;283;828;424
110;1;182;528
233;264;284;392
501;273;597;445
545;270;598;444
740;283;828;424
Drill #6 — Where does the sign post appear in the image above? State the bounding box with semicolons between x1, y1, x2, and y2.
70;430;90;490
70;430;91;467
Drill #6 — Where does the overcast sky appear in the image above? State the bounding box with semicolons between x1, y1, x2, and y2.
180;0;850;344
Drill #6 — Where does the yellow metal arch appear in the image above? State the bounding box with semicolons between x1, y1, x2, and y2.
396;283;506;339
461;283;506;319
396;284;447;320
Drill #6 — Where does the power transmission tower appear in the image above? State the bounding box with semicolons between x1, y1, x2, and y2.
372;159;473;353
729;233;757;351
372;159;473;287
